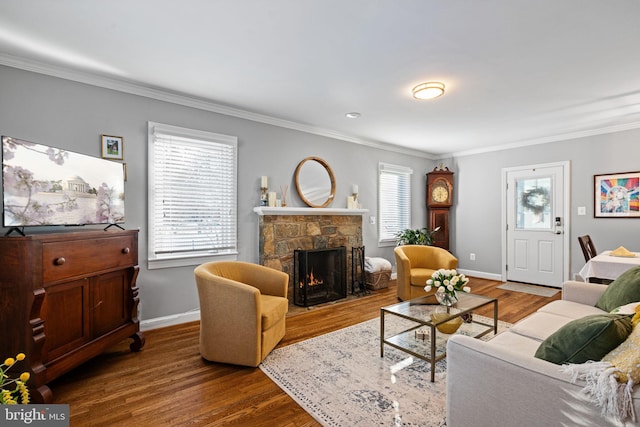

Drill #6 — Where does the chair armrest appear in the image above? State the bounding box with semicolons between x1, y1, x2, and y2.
394;248;412;300
562;280;607;306
195;270;264;366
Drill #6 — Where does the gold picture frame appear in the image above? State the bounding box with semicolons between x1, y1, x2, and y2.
101;135;124;160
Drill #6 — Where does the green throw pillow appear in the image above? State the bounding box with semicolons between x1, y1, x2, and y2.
534;314;633;365
595;266;640;312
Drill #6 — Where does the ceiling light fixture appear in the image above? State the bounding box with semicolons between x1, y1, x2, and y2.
412;82;445;100
345;112;361;119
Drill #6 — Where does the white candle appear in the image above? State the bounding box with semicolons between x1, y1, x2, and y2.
352;184;358;194
348;196;359;209
268;192;277;207
261;176;268;188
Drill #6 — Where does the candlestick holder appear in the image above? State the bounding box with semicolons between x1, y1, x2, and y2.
260;187;268;206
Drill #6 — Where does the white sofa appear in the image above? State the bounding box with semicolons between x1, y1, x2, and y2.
446;281;639;427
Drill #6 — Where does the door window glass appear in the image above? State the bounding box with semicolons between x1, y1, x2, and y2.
516;177;552;229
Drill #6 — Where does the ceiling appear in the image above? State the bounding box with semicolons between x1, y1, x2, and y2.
1;1;640;157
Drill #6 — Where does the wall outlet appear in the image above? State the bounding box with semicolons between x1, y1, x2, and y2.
369;216;376;225
470;253;476;261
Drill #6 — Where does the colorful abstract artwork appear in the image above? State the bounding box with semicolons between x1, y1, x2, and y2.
594;172;640;217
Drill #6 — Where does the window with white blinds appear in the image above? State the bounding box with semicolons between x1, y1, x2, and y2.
148;122;238;269
378;162;412;246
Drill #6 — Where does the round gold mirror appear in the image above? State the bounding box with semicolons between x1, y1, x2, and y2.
294;156;336;208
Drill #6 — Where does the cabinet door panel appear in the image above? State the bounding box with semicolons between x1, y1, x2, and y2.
42;279;91;363
429;209;450;250
93;270;129;337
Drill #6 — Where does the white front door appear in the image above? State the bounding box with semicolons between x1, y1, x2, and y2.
503;162;570;287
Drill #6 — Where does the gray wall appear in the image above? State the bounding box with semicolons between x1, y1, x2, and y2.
0;65;434;321
452;130;640;278
3;64;639;323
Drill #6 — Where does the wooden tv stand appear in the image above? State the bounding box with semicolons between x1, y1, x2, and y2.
0;229;144;403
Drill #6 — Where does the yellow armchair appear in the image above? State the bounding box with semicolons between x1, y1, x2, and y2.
194;261;289;367
394;245;458;301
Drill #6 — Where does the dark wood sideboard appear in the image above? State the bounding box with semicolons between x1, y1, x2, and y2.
0;229;144;403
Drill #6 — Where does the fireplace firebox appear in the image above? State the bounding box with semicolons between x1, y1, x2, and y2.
294;246;347;307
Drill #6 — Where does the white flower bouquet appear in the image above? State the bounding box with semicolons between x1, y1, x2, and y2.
424;269;470;303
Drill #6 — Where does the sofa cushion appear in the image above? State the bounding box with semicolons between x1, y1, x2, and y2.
260;295;288;330
487;330;543;357
510;312;575;342
534;313;633;365
410;268;436;286
595;266;640;312
537;299;607;319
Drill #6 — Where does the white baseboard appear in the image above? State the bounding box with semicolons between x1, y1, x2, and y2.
457;268;503;281
140;310;200;331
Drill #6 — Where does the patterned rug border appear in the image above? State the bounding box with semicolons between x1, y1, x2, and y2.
260;315;511;426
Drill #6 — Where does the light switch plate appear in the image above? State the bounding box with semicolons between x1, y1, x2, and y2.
578;206;586;216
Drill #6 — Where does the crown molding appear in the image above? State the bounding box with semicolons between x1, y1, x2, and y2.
0;53;640;161
0;53;435;160
6;53;635;161
450;121;640;158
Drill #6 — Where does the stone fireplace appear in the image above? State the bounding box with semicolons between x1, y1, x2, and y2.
254;207;367;301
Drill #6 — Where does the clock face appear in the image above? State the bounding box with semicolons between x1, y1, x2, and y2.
432;184;449;203
427;172;453;208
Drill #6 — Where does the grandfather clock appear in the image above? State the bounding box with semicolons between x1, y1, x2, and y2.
426;165;454;250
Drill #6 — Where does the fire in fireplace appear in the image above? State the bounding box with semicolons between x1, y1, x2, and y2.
294;246;347;307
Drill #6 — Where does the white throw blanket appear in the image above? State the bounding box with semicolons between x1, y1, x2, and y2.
364;257;391;273
562;361;636;423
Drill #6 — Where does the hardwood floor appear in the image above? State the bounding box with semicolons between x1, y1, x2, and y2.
51;277;560;426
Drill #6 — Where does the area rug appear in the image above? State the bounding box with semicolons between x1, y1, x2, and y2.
497;282;560;297
260;315;511;426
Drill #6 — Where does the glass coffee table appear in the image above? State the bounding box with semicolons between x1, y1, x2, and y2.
380;293;498;382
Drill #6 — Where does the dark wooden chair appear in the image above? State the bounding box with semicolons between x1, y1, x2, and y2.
578;235;598;262
578;235;611;284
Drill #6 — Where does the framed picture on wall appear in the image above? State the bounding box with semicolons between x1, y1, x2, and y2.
594;171;640;217
101;134;124;160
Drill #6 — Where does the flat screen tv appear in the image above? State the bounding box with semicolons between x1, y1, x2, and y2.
2;136;125;230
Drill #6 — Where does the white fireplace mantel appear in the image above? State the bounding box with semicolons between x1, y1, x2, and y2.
253;207;369;216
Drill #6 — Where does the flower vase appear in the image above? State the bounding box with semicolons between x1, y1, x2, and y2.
435;288;458;306
430;312;463;334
